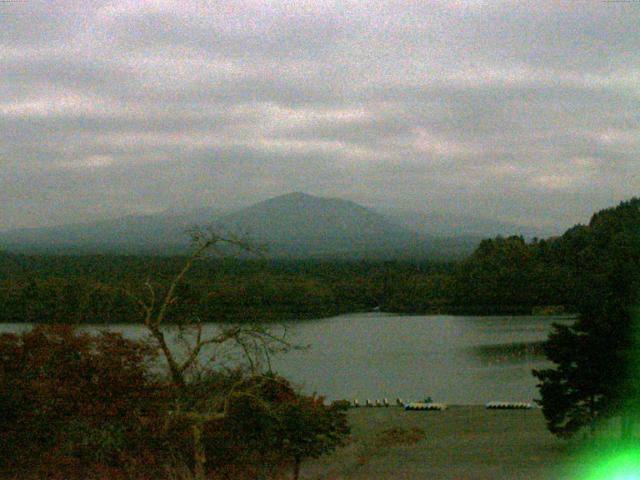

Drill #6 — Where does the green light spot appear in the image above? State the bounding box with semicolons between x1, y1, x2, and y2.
578;446;640;480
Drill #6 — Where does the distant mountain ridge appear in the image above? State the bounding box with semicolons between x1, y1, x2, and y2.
0;192;483;259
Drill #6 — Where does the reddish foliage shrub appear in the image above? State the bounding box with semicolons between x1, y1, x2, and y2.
0;328;350;479
203;375;350;479
0;325;169;479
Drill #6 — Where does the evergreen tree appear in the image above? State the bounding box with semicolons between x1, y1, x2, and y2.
533;198;640;438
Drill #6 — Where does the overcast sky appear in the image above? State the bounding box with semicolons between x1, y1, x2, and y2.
1;0;638;231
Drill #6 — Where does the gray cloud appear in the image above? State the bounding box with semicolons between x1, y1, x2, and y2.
1;0;638;231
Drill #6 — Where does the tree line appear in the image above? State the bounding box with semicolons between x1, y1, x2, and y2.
0;255;455;323
0;235;588;324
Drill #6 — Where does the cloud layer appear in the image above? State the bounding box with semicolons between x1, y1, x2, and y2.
1;0;638;231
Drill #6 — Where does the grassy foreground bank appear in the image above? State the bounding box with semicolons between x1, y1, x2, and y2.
302;406;576;480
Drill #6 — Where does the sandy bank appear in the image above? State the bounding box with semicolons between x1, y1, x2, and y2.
303;405;575;480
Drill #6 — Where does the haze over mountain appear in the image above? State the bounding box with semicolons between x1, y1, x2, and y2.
0;192;533;259
382;209;555;240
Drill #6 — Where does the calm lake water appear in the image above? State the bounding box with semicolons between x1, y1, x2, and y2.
0;313;573;404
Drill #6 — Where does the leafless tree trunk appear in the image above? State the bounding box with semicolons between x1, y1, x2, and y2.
126;228;290;479
192;421;206;480
293;455;301;480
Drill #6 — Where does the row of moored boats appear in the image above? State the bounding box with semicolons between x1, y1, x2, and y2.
350;398;532;410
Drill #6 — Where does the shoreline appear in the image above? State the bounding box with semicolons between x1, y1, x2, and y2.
0;309;577;326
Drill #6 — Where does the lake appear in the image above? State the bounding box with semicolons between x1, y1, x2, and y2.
0;312;572;404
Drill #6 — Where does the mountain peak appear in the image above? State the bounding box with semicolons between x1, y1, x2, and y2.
284;191;312;198
271;191;318;202
254;192;335;210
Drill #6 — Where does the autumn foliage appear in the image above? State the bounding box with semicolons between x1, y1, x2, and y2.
0;326;349;479
0;325;169;478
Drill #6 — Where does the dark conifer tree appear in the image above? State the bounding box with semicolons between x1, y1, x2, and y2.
533;198;640;438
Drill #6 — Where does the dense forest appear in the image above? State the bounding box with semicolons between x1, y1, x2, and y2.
0;198;638;324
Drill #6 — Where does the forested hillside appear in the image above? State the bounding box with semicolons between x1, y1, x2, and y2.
447;198;639;313
531;198;640;439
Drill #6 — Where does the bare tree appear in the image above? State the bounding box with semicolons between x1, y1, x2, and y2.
127;227;291;480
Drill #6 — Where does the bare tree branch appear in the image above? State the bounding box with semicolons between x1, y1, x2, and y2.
123;225;292;480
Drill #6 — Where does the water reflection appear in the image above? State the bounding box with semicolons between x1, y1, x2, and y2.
270;313;573;403
470;340;546;365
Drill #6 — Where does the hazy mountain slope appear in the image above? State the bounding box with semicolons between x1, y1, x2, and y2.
383;209;554;239
0;211;220;254
216;192;426;256
0;193;478;258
